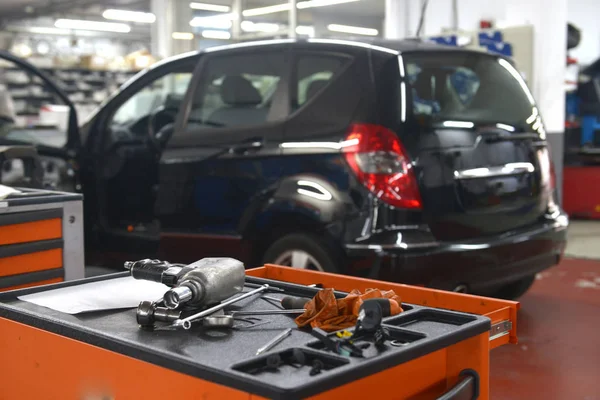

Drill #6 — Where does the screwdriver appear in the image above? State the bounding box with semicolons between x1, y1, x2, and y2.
262;295;311;310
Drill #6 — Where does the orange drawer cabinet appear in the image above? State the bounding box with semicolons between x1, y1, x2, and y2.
0;188;84;291
0;265;518;400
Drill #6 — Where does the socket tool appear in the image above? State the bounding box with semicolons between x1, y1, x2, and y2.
125;258;245;310
137;300;182;327
171;284;270;330
256;328;293;355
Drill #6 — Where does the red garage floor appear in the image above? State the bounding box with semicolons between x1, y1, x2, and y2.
490;258;600;400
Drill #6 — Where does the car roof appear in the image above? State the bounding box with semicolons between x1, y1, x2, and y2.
156;37;494;68
199;37;470;56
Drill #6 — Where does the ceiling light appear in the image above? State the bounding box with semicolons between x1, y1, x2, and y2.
190;13;235;29
327;24;378;36
241;21;280;33
296;25;315;36
102;9;156;23
297;0;360;9
242;3;290;16
12;43;33;58
8;26;71;35
189;2;230;12
202;30;231;39
242;0;359;16
172;32;195;40
36;41;51;55
55;19;131;33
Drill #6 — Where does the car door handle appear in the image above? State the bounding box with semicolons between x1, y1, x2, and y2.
454;162;535;180
230;138;264;154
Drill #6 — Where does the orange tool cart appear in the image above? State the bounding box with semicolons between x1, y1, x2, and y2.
0;188;84;291
0;265;517;399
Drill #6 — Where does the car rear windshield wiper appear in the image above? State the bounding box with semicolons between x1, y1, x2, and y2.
483;132;541;143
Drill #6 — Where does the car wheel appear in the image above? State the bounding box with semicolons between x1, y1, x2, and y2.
262;233;341;273
490;274;536;300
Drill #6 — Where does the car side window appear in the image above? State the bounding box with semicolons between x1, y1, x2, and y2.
112;71;193;126
293;55;346;110
186;52;286;130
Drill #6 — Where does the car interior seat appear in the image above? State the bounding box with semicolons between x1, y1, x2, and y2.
304;79;329;104
208;75;267;126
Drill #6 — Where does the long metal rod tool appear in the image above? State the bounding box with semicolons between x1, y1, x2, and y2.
256;328;293;355
171;284;270;330
231;309;305;316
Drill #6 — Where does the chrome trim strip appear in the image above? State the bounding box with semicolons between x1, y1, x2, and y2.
454;162;535;180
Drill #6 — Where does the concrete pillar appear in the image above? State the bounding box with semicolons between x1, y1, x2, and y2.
151;0;174;58
232;0;242;40
384;0;408;39
289;0;298;39
151;0;195;58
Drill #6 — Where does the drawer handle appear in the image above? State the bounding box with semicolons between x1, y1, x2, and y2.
436;369;479;400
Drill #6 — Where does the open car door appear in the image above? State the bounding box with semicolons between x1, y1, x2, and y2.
0;50;80;190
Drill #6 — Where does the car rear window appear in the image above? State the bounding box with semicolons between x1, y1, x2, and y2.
379;52;539;132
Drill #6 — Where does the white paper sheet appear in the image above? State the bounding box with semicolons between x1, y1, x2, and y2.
0;185;21;200
18;276;169;314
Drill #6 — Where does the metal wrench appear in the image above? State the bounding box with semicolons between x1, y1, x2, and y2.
171;284;270;330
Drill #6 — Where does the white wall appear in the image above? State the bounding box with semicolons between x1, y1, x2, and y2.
568;0;600;65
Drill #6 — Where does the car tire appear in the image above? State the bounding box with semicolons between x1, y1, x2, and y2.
490;274;536;300
262;233;341;273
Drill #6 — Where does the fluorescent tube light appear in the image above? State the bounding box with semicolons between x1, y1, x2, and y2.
102;9;156;23
190;14;235;29
327;24;378;36
16;26;71;35
55;19;131;33
189;2;231;12
243;0;359;16
172;32;195;40
297;0;360;9
242;3;291;16
296;25;315;36
241;21;280;33
202;30;231;39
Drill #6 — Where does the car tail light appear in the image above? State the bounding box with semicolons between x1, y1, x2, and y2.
343;123;422;209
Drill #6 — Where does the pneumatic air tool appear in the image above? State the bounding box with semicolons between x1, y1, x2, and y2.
124;258;245;326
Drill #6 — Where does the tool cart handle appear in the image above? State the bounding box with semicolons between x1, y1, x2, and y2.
0;146;43;189
436;369;480;400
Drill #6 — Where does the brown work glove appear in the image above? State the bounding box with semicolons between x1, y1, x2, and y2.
295;288;403;332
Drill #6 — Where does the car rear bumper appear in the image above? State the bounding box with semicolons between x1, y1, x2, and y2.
344;211;569;293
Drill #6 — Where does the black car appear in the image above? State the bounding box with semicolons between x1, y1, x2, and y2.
0;38;568;299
